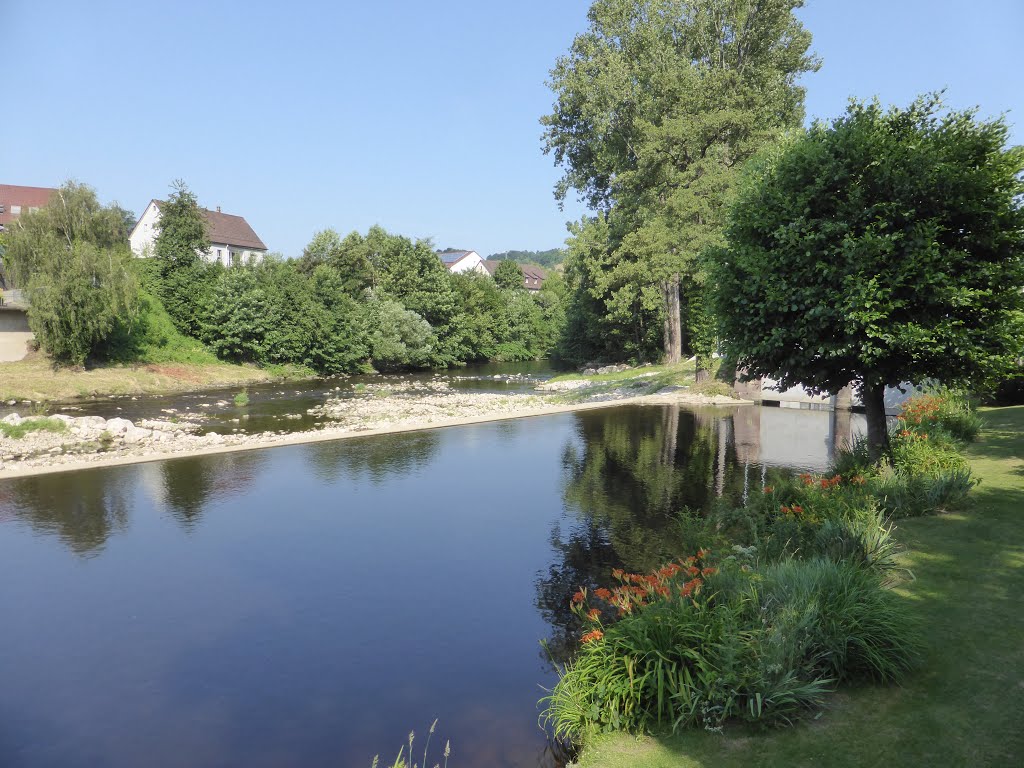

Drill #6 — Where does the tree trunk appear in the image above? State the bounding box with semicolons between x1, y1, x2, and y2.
862;381;890;462
662;274;682;364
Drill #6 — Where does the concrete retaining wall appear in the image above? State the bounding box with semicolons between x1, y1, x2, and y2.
0;309;33;362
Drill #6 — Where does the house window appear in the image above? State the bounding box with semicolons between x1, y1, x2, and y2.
10;205;21;216
231;252;241;267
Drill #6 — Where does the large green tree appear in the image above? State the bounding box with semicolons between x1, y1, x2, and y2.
3;182;139;365
711;95;1024;458
543;0;817;372
494;258;525;290
153;180;211;337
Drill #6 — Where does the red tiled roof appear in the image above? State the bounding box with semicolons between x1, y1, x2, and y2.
153;200;267;250
0;184;58;227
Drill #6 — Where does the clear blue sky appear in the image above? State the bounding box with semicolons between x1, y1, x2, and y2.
3;0;1021;257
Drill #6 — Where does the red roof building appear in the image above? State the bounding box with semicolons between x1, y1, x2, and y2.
0;184;58;230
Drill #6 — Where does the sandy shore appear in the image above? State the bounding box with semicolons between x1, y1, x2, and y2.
0;388;750;480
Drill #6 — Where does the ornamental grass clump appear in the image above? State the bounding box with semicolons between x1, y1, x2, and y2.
543;551;920;741
711;473;902;575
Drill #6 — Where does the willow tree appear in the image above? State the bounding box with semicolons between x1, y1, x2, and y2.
542;0;817;373
711;95;1024;459
3;182;139;365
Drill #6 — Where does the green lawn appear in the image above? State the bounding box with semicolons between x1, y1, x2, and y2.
548;361;698;385
574;406;1024;768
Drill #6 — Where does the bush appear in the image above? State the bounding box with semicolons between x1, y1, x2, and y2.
900;391;982;444
543;553;919;740
100;289;220;365
364;295;437;371
0;417;68;439
827;391;981;518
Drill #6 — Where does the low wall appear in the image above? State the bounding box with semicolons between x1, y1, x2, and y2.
0;309;33;362
750;377;920;416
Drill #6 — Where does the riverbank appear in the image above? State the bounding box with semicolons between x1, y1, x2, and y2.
571;405;1024;768
0;353;302;404
0;379;748;478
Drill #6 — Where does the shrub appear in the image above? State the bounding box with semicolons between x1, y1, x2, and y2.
23;239;139;365
0;417;68;439
543;553;919;740
900;390;982;444
233;389;249;407
100;289;221;365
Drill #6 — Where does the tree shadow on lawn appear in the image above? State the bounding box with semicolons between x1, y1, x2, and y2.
970;406;1024;472
598;484;1024;768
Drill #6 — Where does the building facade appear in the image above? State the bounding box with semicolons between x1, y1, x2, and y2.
129;200;268;265
0;184;58;233
438;250;486;274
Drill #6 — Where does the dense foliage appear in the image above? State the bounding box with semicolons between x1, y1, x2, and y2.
152;180;213;338
488;248;566;269
543;0;818;368
2;182;140;365
142;223;566;373
710;95;1024;457
543;391;980;741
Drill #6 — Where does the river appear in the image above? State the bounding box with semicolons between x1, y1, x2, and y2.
0;401;863;767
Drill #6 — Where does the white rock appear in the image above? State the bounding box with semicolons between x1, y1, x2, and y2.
105;417;134;436
51;414;76;425
75;416;107;429
2;413;22;425
122;426;152;444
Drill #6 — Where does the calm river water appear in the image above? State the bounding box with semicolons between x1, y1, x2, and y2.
0;403;863;768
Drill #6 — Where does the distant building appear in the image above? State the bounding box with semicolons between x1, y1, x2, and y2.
438;249;486;274
129;200;268;266
482;260;548;292
0;184;58;232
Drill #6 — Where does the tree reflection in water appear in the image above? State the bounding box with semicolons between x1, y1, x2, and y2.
0;468;135;556
158;450;269;530
537;405;750;667
300;430;441;484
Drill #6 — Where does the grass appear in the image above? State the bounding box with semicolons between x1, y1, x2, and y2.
233;389;250;407
549;362;706;404
549;361;698;385
572;406;1024;767
0;416;68;439
0;353;302;403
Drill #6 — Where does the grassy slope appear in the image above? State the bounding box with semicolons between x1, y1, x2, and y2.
0;354;284;402
549;362;697;385
575;406;1024;768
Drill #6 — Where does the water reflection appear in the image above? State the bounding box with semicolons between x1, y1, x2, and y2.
537;405;865;667
155;451;269;529
300;430;440;483
0;469;134;556
0;403;865;768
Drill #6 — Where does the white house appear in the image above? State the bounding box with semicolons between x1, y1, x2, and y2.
129;200;268;265
438;249;486;274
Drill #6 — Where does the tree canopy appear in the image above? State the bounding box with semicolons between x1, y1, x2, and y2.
543;0;818;369
2;181;139;365
494;259;525;290
152;180;212;337
711;95;1024;456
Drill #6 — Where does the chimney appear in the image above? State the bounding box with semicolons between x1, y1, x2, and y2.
216;206;221;213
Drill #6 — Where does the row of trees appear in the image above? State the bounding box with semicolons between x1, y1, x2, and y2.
545;0;1024;456
1;182;566;372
